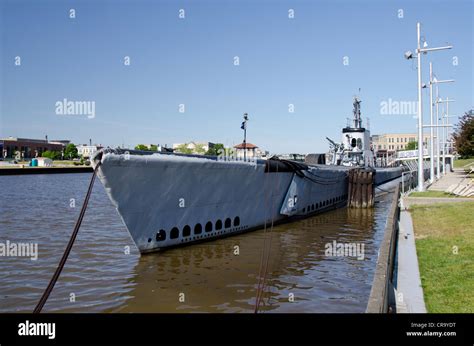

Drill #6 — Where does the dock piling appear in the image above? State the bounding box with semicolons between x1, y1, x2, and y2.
348;168;375;208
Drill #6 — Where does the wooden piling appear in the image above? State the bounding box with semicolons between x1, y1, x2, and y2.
347;168;375;208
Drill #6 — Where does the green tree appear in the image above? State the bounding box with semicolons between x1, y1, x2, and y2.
193;143;206;155
64;143;78;159
205;143;225;156
406;141;417;150
174;143;193;154
42;150;61;160
135;144;149;151
149;144;158;151
453;110;474;158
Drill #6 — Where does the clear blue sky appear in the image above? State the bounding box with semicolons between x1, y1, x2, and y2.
1;0;472;153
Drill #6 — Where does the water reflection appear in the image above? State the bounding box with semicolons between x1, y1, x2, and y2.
114;198;389;313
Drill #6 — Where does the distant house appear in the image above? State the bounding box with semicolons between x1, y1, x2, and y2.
77;144;102;158
172;141;215;153
234;142;259;159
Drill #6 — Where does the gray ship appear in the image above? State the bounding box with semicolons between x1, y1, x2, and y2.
91;98;404;253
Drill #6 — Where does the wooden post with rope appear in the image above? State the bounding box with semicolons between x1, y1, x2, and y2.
348;168;375;209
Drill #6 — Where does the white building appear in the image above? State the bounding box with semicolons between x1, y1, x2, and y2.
77;145;98;158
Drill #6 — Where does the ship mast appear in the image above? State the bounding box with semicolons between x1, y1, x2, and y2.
353;97;362;129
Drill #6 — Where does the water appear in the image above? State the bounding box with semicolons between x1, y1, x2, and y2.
0;173;392;313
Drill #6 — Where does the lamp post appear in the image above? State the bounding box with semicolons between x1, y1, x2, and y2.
404;22;452;191
430;71;454;179
444;98;455;175
241;113;249;161
416;23;424;191
436;98;455;175
436;89;440;178
433;82;455;179
429;63;434;183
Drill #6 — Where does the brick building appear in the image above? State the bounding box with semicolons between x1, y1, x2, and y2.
0;137;69;159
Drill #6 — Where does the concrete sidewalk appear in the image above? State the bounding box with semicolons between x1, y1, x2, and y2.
429;168;472;192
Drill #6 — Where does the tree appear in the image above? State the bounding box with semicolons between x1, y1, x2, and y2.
149;144;158;151
205;143;225;156
64;143;78;159
174;143;210;154
193;143;206;155
42;150;61;160
135;144;149;151
453;110;474;158
174;143;193;154
406;141;417;150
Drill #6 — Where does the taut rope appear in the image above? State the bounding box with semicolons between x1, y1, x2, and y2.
33;162;101;313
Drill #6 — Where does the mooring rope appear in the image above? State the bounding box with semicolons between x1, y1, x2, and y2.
33;162;101;313
254;162;280;313
254;165;272;312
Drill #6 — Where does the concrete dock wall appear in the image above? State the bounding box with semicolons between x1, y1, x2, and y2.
366;184;400;313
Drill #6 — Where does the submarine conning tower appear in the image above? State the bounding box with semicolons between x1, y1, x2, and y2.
341;97;373;166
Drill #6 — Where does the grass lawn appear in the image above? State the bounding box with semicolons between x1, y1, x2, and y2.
410;202;474;312
453;157;474;168
52;160;77;165
409;191;458;198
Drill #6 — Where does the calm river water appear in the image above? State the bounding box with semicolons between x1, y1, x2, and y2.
0;173;392;313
